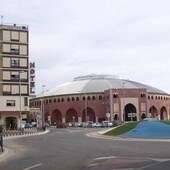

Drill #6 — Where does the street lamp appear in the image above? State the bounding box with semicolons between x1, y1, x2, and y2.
122;82;125;123
106;79;113;122
79;91;88;123
41;85;46;128
83;93;88;123
19;71;26;132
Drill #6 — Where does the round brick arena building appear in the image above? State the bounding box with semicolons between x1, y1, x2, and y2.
30;75;170;125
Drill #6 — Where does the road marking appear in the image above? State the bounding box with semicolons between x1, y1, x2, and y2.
22;163;42;170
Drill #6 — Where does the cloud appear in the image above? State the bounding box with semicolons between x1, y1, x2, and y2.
1;0;170;94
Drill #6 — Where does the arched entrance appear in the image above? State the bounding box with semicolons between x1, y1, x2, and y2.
66;108;78;123
124;103;137;121
82;107;95;122
141;113;146;119
114;114;118;120
149;106;158;118
51;110;62;125
160;106;167;120
5;117;17;130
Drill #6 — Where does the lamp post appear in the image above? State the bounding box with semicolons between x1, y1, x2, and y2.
106;79;113;122
41;85;46;128
122;82;125;123
79;91;88;123
19;71;26;132
83;93;88;123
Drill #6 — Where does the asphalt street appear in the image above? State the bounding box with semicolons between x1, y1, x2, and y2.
0;127;170;170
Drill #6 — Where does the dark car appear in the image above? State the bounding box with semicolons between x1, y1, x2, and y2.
56;123;66;128
24;123;33;128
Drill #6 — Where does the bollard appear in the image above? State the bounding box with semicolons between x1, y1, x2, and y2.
0;133;3;152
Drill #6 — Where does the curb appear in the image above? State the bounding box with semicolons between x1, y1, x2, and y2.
87;130;170;143
0;148;14;162
0;129;50;162
4;129;50;140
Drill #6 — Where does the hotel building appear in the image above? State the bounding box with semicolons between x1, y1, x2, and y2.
0;23;29;129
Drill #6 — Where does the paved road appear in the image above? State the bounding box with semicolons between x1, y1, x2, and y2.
0;127;170;170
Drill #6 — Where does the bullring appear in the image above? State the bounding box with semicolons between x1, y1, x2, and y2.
29;74;170;125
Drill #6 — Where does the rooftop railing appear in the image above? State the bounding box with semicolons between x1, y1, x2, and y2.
0;22;28;30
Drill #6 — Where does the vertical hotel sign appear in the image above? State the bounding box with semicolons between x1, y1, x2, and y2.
30;62;35;95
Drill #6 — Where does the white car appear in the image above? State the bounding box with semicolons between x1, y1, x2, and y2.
102;121;113;127
92;122;102;128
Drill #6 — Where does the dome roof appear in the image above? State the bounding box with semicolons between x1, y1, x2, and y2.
42;75;167;97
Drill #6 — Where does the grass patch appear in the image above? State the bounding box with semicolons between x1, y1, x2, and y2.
104;121;139;136
161;120;170;125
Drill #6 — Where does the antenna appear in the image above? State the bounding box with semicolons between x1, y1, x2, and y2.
1;15;3;25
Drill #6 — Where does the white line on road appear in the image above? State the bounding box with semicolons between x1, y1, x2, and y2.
22;163;42;170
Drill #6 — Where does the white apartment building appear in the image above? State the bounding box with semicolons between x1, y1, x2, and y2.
0;23;29;130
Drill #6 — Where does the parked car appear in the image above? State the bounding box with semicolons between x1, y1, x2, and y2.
92;122;102;128
83;121;93;128
101;121;113;127
24;123;33;128
21;120;26;128
72;122;83;127
56;123;66;128
102;121;113;127
100;122;108;128
31;122;37;127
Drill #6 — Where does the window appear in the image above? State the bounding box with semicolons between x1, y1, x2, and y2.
99;95;103;100
87;96;91;100
20;45;27;55
3;85;11;95
140;93;145;98
6;100;15;106
92;96;95;100
61;98;64;102
113;93;118;98
24;97;28;106
11;31;19;41
11;48;19;54
11;59;19;67
11;74;19;81
20;32;28;42
76;97;79;101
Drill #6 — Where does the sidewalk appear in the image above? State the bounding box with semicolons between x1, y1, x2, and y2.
0;129;50;162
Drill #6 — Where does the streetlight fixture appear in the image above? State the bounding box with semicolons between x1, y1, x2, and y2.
83;93;88;123
122;82;125;123
106;79;113;122
41;85;46;129
78;91;88;123
19;71;26;133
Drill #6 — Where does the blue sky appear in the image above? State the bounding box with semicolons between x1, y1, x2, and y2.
1;0;170;94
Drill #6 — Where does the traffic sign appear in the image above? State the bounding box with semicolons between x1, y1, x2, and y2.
128;113;136;117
